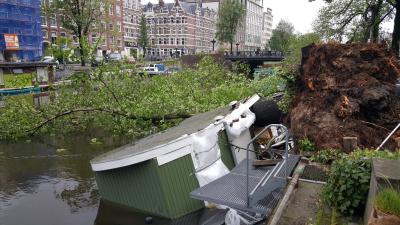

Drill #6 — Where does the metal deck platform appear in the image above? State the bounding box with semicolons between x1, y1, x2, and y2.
190;154;300;215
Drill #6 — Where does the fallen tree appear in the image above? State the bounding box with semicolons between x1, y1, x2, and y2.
290;42;400;151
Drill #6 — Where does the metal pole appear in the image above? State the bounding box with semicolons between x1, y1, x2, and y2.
376;122;400;151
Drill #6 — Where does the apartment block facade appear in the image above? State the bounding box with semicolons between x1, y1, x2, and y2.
242;0;263;50
123;0;141;55
261;8;273;49
142;0;217;57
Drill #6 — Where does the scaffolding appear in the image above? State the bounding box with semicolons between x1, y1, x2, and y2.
0;0;43;62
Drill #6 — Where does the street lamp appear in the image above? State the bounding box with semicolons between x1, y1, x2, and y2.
211;39;216;52
236;42;240;55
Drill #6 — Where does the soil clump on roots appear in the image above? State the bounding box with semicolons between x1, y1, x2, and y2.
290;43;400;151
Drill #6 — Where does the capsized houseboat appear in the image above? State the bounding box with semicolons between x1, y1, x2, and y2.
90;94;299;221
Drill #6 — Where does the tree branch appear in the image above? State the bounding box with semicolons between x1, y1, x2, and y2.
26;108;192;135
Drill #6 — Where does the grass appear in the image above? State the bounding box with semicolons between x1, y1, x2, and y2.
4;73;33;88
375;188;400;216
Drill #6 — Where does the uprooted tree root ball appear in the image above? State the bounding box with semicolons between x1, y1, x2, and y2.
289;42;400;151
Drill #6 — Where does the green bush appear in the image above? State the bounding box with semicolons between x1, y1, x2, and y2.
375;188;400;216
323;149;400;215
298;137;316;152
311;149;344;164
4;73;33;88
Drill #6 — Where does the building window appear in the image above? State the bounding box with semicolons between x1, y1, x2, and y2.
182;38;185;45
151;39;155;45
159;38;162;44
117;22;121;32
158;28;162;34
116;5;121;15
109;5;114;15
50;15;56;26
170;38;174;45
51;32;57;44
109;23;114;30
41;16;47;25
164;38;168;44
42;30;48;38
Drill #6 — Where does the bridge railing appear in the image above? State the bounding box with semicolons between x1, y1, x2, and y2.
224;50;284;58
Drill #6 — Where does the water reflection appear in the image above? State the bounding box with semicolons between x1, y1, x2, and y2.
0;134;224;225
0;91;53;108
95;199;227;225
0;135;128;225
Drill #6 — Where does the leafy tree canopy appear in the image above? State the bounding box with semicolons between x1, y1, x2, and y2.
51;0;112;66
137;15;150;57
269;20;296;53
215;0;245;52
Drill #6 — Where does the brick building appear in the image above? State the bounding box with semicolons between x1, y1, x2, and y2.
41;0;125;56
142;0;217;57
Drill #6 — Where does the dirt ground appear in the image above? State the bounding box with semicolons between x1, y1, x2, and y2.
277;181;323;225
277;181;363;225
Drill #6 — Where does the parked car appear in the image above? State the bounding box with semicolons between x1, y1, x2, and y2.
165;67;180;75
108;53;123;62
139;63;166;76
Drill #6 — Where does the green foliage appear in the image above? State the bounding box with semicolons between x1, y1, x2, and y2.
375;188;400;216
323;149;400;215
216;0;245;50
4;74;33;88
51;0;111;65
330;207;339;225
312;0;394;42
137;15;150;56
0;57;284;141
298;138;316;152
284;33;320;65
269;20;295;53
45;37;74;63
311;149;344;165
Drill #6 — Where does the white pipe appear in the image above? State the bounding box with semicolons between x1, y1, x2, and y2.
376;122;400;151
267;162;306;225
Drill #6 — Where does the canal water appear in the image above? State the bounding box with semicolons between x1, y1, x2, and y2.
0;136;118;225
0;135;224;225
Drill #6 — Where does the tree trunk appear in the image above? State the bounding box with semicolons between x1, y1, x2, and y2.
391;3;400;55
230;42;233;54
370;0;383;43
78;35;86;67
143;46;146;58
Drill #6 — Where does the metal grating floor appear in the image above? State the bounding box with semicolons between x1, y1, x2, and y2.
190;154;300;215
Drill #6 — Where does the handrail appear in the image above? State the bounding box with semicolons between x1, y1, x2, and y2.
246;124;289;207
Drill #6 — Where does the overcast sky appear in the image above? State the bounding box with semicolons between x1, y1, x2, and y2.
264;0;325;34
141;0;326;34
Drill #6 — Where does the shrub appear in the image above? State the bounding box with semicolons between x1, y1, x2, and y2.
375;188;400;216
298;137;316;152
311;149;344;164
322;149;400;215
